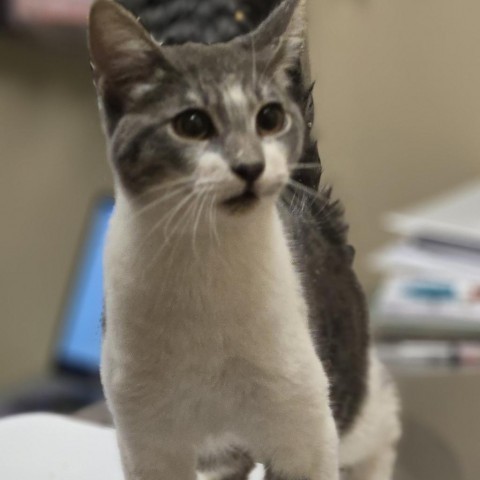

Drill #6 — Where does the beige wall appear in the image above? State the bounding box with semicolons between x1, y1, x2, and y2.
308;0;480;286
0;36;111;388
1;0;480;387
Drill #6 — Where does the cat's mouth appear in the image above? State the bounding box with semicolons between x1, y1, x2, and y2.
223;188;259;211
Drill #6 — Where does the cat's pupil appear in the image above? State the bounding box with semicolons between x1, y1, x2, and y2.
257;103;286;136
173;110;215;140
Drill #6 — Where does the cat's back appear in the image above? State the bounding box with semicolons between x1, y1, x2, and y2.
281;188;370;435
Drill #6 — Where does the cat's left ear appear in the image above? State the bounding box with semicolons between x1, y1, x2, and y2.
89;0;173;124
241;0;306;74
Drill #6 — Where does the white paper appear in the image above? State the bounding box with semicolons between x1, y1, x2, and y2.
370;241;480;280
384;180;480;245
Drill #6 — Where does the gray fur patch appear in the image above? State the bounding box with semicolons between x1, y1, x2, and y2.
279;187;369;435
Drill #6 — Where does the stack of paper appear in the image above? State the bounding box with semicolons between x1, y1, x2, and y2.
370;181;480;339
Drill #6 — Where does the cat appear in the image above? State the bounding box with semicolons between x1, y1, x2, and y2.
114;0;321;194
88;1;401;479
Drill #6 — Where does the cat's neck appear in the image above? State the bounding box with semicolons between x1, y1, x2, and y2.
113;195;288;276
106;193;306;339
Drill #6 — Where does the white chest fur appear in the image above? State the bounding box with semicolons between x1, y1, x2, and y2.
102;196;334;459
101;194;343;480
103;197;312;363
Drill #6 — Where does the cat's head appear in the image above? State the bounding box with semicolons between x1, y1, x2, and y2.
89;0;306;213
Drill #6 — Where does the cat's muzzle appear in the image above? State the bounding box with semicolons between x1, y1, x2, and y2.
223;187;259;211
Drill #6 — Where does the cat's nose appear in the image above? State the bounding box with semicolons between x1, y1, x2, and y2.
231;162;265;183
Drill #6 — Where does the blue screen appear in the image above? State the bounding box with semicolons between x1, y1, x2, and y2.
56;198;114;373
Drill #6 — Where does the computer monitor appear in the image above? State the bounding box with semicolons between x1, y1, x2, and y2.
55;197;114;376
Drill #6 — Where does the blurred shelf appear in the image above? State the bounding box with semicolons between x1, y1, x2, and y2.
372;314;480;341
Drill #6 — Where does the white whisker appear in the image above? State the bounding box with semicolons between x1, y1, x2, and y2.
137;177;194;198
146;190;200;273
289;163;322;171
191;189;211;262
250;33;257;85
161;190;198;239
140;190;196;254
130;186;187;219
287;178;319;198
207;193;219;247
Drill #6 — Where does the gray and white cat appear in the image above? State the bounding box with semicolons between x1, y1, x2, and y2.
88;0;401;479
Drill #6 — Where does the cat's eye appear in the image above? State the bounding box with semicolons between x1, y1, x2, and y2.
173;109;215;140
256;103;286;137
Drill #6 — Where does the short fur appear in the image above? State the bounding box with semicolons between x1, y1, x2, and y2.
88;1;400;479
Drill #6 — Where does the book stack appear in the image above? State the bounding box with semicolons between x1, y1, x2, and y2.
370;181;480;367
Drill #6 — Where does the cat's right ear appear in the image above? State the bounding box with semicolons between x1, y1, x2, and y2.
88;0;172;103
241;0;306;75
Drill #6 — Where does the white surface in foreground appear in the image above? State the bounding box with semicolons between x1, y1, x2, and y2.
0;413;123;479
0;413;264;480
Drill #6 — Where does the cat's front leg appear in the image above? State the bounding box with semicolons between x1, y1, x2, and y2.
238;371;340;480
102;360;197;480
113;419;197;480
262;410;339;480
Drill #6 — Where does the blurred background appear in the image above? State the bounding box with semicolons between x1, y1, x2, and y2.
0;1;479;479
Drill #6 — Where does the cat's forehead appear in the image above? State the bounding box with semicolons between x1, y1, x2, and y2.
163;42;268;87
150;43;286;115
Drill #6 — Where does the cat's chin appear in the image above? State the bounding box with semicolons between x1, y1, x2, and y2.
222;190;260;213
221;186;284;214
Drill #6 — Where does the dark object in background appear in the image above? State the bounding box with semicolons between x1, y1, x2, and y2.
0;198;113;417
117;0;281;44
0;377;103;417
0;0;8;26
240;0;281;27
